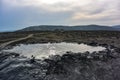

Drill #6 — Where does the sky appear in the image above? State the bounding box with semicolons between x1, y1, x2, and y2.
0;0;120;31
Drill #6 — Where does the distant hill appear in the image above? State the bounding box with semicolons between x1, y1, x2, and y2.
112;25;120;30
18;25;118;31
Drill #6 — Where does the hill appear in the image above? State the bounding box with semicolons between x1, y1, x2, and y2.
18;25;117;31
112;25;120;30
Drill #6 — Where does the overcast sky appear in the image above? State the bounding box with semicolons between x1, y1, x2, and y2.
0;0;120;31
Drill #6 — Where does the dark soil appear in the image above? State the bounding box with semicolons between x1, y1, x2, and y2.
0;31;120;80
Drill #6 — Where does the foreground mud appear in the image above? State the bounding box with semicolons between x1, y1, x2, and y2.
0;31;120;80
0;44;120;80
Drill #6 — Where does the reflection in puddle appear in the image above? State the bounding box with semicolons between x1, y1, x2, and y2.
3;42;106;59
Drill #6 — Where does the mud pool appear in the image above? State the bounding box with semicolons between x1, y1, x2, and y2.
3;42;106;59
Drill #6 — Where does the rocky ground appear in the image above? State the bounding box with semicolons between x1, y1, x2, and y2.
0;43;120;80
0;31;120;80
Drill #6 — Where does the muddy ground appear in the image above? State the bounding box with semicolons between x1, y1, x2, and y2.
0;31;120;80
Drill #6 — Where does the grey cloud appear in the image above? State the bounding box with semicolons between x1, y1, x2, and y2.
1;0;120;26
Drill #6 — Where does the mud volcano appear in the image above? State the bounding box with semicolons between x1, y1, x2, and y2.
3;42;106;59
0;42;120;80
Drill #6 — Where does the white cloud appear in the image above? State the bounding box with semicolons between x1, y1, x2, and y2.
2;0;120;12
1;0;97;11
72;8;120;20
1;0;120;25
